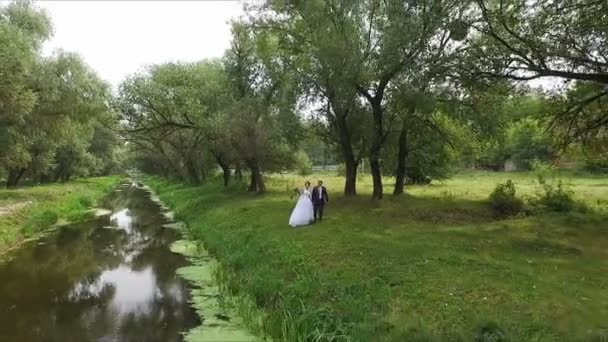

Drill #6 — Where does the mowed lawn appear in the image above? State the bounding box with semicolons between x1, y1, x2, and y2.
148;171;608;341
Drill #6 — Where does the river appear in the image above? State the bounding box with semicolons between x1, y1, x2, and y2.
0;180;200;341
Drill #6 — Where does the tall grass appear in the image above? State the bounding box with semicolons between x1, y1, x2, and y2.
0;176;120;255
147;171;608;341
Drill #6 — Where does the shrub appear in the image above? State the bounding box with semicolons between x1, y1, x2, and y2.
530;166;577;212
78;195;93;208
34;210;59;228
23;209;59;234
406;166;432;184
531;159;556;179
503;119;555;170
479;119;556;170
293;150;313;176
535;179;576;212
489;180;525;217
584;155;608;173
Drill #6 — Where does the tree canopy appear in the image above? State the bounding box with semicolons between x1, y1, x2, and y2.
1;1;121;187
2;0;606;195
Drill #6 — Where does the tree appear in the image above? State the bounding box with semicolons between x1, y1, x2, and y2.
353;0;467;199
469;0;608;85
465;0;608;143
118;62;214;184
250;0;372;196
3;51;113;187
223;23;302;193
253;0;468;199
0;0;51;164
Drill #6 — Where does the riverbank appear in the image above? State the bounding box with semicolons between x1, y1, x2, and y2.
0;176;120;257
147;171;608;341
140;181;260;342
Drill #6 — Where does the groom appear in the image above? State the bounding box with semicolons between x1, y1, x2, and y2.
311;180;329;222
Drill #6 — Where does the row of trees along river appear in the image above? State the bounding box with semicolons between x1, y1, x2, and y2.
2;0;607;197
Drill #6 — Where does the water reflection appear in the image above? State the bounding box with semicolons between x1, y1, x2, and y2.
110;208;134;232
0;182;199;342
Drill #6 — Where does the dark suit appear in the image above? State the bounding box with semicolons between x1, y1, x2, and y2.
311;186;329;221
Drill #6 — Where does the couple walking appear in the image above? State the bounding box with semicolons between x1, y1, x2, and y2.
289;180;329;227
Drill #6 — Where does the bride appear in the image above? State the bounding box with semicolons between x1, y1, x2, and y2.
289;181;314;227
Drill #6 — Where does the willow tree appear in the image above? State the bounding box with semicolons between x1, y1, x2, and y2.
0;1;51;169
223;23;302;193
346;0;467;199
253;0;469;199
250;0;369;197
4;51;114;187
465;0;608;144
118;62;216;184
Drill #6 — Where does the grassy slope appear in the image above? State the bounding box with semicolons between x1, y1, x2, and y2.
0;176;120;255
148;171;608;341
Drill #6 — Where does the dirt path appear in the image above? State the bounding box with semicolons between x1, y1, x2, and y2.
0;201;32;217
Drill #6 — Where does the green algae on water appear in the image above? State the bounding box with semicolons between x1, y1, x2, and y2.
171;240;258;342
185;325;257;342
163;221;187;230
170;239;207;258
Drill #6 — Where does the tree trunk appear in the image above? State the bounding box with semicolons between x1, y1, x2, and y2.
185;160;201;185
200;166;207;182
393;122;408;196
247;159;265;194
369;101;384;200
62;173;71;182
235;164;243;181
6;169;19;188
334;106;359;197
216;155;231;187
369;152;383;200
7;168;26;188
39;173;52;184
344;158;358;197
255;170;265;193
54;168;64;183
248;170;257;192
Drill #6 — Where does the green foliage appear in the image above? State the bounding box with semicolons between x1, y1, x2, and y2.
504;119;555;169
0;1;51;164
489;180;525;217
536;181;576;213
0;176;120;252
479;118;555;170
527;163;578;213
293;150;313;176
120;23;302;192
465;0;608;143
0;3;120;187
531;160;556;179
30;209;58;230
584;155;608;174
78;195;93;208
380;112;459;183
0;1;52;49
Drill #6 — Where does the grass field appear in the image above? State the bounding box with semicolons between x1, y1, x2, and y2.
0;176;120;256
147;171;608;341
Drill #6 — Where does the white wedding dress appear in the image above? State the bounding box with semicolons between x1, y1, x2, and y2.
289;188;314;227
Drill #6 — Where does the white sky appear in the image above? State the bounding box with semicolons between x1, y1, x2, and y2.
36;0;246;89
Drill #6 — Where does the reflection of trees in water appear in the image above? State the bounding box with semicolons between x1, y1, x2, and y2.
101;184;163;224
0;222;121;340
0;185;199;341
